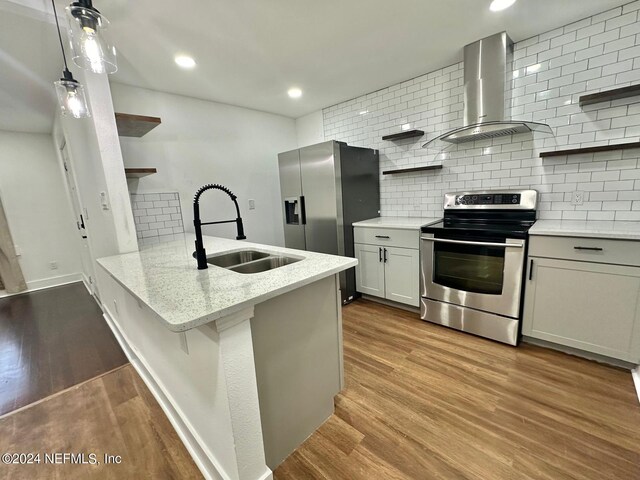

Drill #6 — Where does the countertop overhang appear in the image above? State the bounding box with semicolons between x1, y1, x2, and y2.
97;235;357;332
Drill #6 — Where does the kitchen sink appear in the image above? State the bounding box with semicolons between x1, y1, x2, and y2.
229;256;301;274
207;250;270;268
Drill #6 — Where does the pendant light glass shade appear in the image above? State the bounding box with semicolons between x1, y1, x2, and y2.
54;76;90;119
66;2;117;74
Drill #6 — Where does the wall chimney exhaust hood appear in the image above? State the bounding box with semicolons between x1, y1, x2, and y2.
423;32;552;149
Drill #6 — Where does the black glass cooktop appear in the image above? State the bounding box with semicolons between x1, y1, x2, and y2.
422;210;536;240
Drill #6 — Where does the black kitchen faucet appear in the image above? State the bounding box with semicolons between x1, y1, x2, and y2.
193;184;246;269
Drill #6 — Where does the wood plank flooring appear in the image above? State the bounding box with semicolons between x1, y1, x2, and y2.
1;292;637;479
0;364;202;479
275;299;640;480
0;282;128;415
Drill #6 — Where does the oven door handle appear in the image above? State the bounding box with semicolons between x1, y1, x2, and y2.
420;237;524;248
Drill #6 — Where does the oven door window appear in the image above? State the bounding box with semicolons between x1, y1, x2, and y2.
433;240;505;295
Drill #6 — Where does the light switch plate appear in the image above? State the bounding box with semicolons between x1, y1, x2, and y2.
100;191;110;210
248;199;256;210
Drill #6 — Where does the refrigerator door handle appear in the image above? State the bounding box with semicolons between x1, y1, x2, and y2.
300;195;307;225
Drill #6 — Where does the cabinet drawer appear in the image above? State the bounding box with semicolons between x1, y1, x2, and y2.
353;227;419;249
529;235;640;267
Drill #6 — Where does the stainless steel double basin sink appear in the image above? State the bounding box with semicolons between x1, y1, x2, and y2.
206;250;301;274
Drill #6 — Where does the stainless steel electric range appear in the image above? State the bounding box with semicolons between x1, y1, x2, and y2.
420;190;538;346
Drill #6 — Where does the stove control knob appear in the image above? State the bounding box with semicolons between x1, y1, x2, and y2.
512;199;518;204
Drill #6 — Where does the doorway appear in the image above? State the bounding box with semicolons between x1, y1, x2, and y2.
59;140;97;296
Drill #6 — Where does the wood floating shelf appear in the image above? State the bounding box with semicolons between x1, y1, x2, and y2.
578;84;640;107
125;168;157;178
382;164;443;175
540;142;640;158
115;113;162;137
382;129;425;141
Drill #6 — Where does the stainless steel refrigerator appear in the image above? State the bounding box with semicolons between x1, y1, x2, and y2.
278;140;380;304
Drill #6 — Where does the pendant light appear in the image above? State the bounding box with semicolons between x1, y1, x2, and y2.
65;0;117;74
52;0;90;119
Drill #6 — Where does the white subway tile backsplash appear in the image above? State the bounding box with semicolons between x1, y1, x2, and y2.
588;52;620;68
577;22;605;40
322;7;640;219
593;8;623;24
605;11;638;31
565;18;592;34
130;192;184;243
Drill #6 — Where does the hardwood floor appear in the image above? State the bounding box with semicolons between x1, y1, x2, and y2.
1;292;637;479
275;299;640;480
0;282;128;416
0;364;202;479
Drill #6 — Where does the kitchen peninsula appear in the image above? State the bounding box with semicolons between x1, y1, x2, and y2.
95;235;356;480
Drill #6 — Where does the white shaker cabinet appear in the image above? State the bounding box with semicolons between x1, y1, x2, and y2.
354;225;421;307
354;243;385;297
384;246;420;306
523;235;640;363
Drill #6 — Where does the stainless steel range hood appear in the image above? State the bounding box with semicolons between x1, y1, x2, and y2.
423;32;552;148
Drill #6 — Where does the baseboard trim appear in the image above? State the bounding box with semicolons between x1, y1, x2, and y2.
522;336;636;370
101;309;235;480
633;366;640;405
360;294;420;314
0;274;83;298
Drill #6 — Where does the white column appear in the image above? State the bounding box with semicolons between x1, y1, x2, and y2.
215;307;272;480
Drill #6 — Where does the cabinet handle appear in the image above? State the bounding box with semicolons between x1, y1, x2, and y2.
574;246;603;251
383;248;388;263
379;247;382;262
375;235;390;239
529;259;533;281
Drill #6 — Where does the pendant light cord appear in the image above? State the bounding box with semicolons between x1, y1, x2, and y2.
51;0;70;73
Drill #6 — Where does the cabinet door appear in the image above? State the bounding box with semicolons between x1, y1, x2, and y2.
354;243;385;298
523;257;640;363
384;246;420;307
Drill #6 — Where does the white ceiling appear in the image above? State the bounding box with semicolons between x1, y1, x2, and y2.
0;0;631;133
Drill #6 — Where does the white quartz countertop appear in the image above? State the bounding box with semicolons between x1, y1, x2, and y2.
530;220;640;241
97;235;356;332
352;216;441;230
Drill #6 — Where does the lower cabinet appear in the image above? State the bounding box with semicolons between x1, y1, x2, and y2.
353;243;385;297
523;237;640;363
355;243;419;307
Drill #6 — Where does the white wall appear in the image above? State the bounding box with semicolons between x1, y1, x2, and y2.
0;130;81;290
110;83;298;247
53;66;138;299
295;111;324;147
322;3;640;220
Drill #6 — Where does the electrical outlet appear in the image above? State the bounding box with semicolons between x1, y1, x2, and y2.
248;199;256;210
14;245;21;256
571;191;584;206
49;261;59;270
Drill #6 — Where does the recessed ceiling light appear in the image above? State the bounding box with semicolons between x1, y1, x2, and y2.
288;87;302;99
489;0;517;12
175;55;196;69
